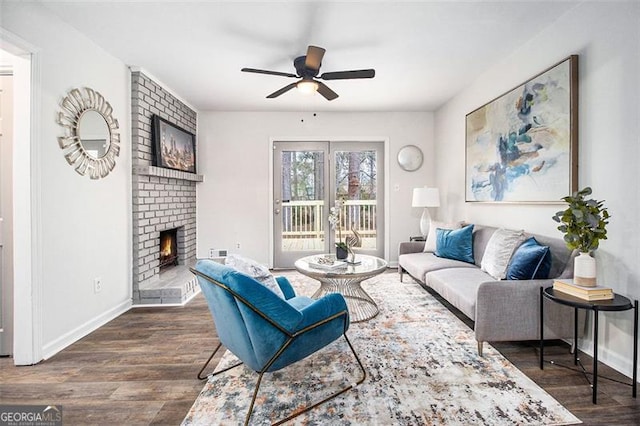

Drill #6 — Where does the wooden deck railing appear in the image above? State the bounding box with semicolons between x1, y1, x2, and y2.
281;200;377;239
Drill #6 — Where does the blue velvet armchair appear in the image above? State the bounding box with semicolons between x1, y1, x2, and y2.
192;259;366;425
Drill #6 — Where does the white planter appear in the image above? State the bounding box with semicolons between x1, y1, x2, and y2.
574;252;597;287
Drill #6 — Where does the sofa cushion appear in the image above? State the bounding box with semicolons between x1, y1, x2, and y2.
480;228;526;280
435;224;475;264
399;252;477;283
506;237;552;280
425;268;495;320
423;220;464;252
225;254;284;298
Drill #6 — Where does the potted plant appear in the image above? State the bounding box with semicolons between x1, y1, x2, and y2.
552;187;610;286
328;199;349;260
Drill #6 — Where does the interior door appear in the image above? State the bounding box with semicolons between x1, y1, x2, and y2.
273;141;330;268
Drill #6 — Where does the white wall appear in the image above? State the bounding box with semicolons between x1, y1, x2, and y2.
197;111;434;266
1;3;132;361
435;2;640;378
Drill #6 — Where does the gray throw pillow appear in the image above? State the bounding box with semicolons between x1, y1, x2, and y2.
480;228;526;280
225;254;284;298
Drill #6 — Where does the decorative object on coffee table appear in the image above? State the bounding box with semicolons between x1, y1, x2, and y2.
552;186;610;287
412;187;440;238
345;221;362;264
328;198;349;259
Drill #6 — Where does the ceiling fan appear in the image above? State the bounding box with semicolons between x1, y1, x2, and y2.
241;45;375;101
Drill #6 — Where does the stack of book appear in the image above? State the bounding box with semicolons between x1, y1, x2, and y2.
553;279;613;301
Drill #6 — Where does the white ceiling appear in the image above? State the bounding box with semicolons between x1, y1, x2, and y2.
40;1;578;112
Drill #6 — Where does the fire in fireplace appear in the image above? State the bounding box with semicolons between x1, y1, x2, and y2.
159;228;179;270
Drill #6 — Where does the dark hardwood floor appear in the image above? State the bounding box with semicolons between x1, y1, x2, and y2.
0;296;220;425
1;274;638;425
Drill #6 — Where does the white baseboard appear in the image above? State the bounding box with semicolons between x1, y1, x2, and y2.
42;299;132;360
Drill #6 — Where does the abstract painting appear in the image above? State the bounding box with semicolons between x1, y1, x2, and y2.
466;55;578;203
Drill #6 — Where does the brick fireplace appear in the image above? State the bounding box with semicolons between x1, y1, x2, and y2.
131;70;202;305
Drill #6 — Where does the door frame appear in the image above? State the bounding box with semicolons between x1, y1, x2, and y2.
269;136;390;269
1;28;43;365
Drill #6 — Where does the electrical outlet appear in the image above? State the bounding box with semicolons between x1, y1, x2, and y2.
236;242;241;249
94;277;102;293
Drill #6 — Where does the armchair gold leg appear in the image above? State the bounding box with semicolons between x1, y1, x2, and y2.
198;342;243;381
237;333;367;425
271;333;367;426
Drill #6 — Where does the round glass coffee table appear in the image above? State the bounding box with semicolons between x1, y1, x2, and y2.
294;254;388;322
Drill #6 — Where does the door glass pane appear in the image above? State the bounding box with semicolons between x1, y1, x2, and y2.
334;150;377;250
281;150;325;252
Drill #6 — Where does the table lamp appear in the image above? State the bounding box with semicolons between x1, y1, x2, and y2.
412;187;440;237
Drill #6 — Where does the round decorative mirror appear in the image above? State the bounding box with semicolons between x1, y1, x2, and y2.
57;87;120;179
397;145;423;171
78;110;110;158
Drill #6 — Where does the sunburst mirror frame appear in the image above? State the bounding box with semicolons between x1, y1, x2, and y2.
57;87;120;179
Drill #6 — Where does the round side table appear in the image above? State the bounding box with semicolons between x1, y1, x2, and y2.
540;286;638;404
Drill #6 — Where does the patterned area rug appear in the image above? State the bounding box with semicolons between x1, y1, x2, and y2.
183;272;581;425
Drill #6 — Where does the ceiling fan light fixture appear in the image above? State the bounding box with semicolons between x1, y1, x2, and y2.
243;45;375;100
296;80;319;95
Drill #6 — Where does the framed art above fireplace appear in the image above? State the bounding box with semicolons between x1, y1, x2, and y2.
465;55;578;203
152;115;196;173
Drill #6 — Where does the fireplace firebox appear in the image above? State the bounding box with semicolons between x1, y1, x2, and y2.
159;228;179;270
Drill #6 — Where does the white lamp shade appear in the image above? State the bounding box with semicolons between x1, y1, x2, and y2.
412;187;440;208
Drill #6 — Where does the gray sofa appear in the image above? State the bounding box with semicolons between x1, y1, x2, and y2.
398;224;583;355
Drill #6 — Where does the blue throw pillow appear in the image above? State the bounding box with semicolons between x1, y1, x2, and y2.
434;224;475;264
506;237;551;280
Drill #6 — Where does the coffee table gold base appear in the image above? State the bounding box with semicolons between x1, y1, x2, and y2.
294;254;387;323
312;277;379;323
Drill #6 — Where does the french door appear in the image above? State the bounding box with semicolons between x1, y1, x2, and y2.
273;141;384;268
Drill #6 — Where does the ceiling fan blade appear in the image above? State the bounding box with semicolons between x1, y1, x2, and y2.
305;45;326;72
266;82;297;99
320;69;376;80
241;68;297;78
316;81;339;101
